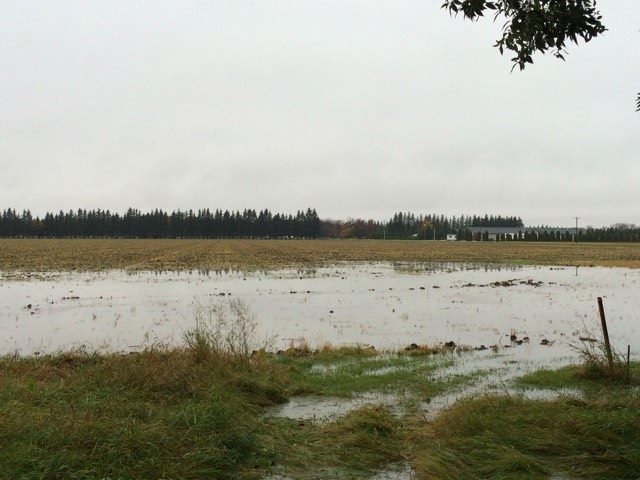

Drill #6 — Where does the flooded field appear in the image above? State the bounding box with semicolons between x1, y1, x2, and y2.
1;262;639;360
2;262;639;479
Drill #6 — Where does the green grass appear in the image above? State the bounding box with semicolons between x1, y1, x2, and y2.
0;349;288;479
410;362;640;480
0;345;449;479
266;406;405;477
278;348;456;399
516;362;640;390
3;345;639;479
411;393;640;479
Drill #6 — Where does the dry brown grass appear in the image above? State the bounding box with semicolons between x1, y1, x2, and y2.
1;238;640;271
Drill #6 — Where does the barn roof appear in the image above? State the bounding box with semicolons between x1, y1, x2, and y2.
467;227;523;234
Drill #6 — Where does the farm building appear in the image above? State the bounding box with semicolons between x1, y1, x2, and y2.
467;227;523;241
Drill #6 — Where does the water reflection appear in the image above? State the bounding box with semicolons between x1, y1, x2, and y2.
391;261;527;274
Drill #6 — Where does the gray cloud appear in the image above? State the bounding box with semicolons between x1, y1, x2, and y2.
1;0;639;227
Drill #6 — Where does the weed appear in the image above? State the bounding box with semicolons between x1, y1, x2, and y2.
184;298;258;361
570;336;632;383
280;337;313;357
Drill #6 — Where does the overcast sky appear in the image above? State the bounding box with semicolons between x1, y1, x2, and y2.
2;1;638;227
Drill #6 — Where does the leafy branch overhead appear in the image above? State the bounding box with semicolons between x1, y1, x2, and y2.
442;0;606;69
442;1;639;111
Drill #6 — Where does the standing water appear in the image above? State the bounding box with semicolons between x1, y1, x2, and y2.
1;262;638;359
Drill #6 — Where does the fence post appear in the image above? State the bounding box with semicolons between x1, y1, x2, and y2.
597;297;614;369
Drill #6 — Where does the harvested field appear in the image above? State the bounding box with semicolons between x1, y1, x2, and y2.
1;239;640;271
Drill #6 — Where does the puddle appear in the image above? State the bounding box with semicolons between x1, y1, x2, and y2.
266;347;587;425
263;462;414;480
364;365;405;376
265;392;402;424
517;387;583;401
1;263;639;357
369;462;415;479
267;348;583;424
262;467;347;479
309;363;341;374
421;348;583;419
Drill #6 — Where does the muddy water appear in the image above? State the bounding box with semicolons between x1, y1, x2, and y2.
1;263;639;357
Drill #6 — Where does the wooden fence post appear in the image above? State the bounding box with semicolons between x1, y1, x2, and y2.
597;297;614;369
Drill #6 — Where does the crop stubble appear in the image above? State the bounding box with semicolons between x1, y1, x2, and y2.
1;238;639;271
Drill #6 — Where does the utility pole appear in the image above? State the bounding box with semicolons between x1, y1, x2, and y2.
573;216;579;242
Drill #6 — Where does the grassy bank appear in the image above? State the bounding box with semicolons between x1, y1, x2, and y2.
411;390;640;479
0;345;449;479
411;363;640;479
3;345;638;479
0;348;288;479
1;238;640;271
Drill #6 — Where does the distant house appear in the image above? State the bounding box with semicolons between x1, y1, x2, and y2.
467;227;522;241
446;234;457;241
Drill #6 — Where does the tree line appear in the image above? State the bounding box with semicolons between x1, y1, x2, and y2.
0;208;321;239
1;208;639;242
321;213;523;240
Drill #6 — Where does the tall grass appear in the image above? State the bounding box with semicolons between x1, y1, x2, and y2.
411;392;640;479
0;344;289;478
264;405;405;477
4;309;639;479
571;340;631;383
184;298;259;361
